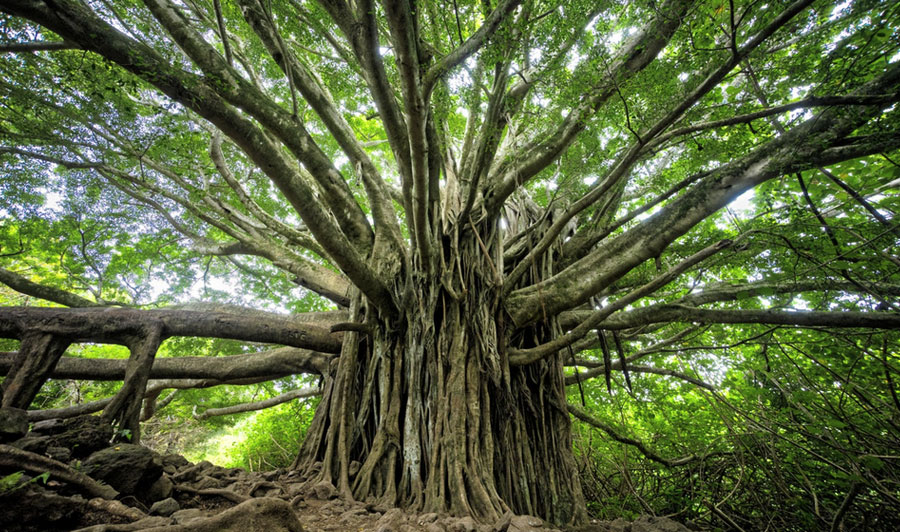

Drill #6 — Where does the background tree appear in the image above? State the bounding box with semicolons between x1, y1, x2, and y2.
1;0;899;526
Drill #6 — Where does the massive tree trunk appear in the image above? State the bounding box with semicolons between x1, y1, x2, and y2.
295;215;586;524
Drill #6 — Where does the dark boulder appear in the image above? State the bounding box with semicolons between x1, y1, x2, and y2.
83;444;163;499
0;407;28;443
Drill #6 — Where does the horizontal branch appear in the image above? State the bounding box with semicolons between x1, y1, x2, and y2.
0;307;343;353
597;305;900;330
0;40;77;52
0;345;332;380
194;387;320;419
558;280;900;328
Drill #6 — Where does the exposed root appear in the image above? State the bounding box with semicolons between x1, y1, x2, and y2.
0;444;118;499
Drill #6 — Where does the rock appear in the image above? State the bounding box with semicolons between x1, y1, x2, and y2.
0;487;86;531
83;444;163;497
172;460;214;483
286;482;306;497
30;418;66;435
189;476;223;490
418;512;439;524
426;524;448;532
144;497;304;531
162;453;190;469
150;497;181;517
46;446;72;462
146;475;174;502
509;515;544;531
0;407;28;443
50;415;114;458
376;507;407;531
630;516;691;532
608;518;630;532
311;480;338;500
449;516;479;532
9;435;51;455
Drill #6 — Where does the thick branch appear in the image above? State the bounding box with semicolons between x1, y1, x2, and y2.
142;0;373;251
0;307;343;353
0;346;332;380
233;0;403;245
0;40;77;52
509;239;732;365
596;305;900;330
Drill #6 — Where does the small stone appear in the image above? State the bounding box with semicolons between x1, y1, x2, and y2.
418;512;439;524
427;524;448;532
631;515;691;532
376;507;407;531
451;516;478;532
45;446;71;462
348;460;361;477
146;475;174;502
149;497;181;517
312;480;338;500
510;515;544;531
0;407;28;443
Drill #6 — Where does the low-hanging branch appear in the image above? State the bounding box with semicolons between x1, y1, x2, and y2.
0;345;332;381
0;306;343;353
193;386;321;419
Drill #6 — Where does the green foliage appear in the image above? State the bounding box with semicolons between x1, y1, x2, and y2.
0;471;50;494
189;397;318;471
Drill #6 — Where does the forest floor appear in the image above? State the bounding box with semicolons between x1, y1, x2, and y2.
0;413;691;532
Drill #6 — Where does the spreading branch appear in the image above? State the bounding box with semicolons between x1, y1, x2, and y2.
194;386;320;419
0;307;343;353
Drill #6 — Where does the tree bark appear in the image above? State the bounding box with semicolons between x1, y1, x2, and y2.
294;216;587;525
0;347;332;381
0;307;342;353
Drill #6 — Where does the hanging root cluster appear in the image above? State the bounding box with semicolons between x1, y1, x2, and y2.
294;206;586;525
